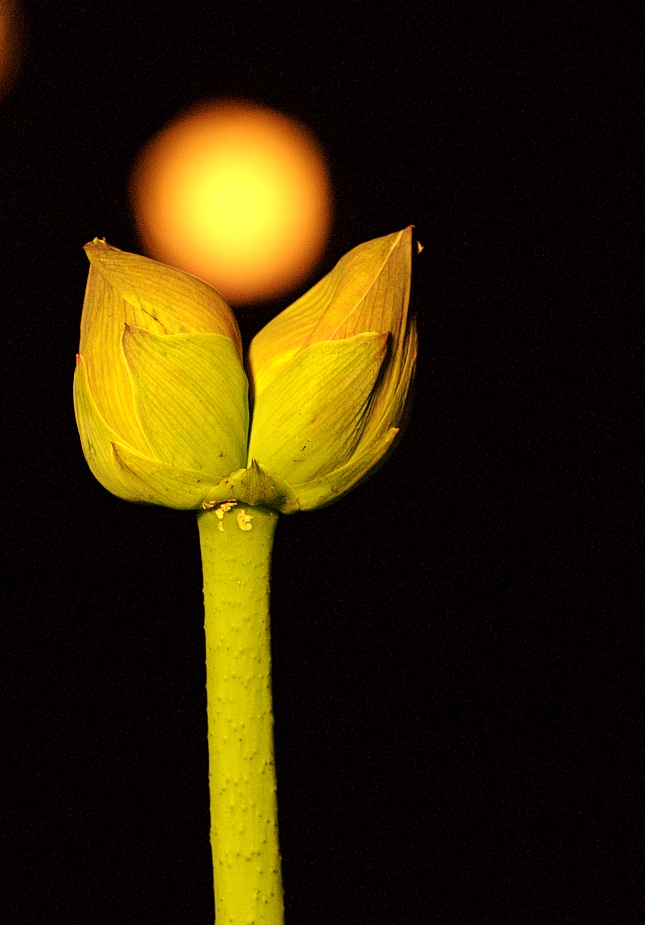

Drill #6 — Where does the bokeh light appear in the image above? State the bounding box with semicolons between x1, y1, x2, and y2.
0;0;22;97
131;100;332;304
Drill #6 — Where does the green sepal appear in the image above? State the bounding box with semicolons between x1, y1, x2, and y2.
73;354;149;503
201;459;300;514
292;426;399;510
122;327;248;479
248;332;387;486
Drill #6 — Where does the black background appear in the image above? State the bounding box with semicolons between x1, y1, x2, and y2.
3;3;641;923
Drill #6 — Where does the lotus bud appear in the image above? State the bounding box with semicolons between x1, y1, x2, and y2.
73;240;250;509
247;227;417;510
75;230;416;515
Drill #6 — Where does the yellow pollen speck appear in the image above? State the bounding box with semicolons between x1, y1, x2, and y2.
237;509;253;531
203;498;238;512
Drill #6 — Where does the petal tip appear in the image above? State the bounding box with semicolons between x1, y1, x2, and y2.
83;238;126;269
83;237;105;253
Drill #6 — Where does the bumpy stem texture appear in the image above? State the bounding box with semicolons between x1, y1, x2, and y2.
197;504;284;925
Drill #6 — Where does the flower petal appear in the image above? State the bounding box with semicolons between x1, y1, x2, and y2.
292;426;399;510
248;227;412;399
73;354;148;502
362;314;418;445
248;332;387;485
79;265;154;455
300;227;412;348
110;441;223;509
122;328;248;478
247;265;340;399
84;239;243;353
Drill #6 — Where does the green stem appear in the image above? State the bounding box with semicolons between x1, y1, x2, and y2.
197;503;284;925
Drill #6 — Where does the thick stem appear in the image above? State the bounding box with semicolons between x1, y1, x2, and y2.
197;503;284;925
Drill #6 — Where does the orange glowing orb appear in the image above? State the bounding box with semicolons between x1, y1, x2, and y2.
131;101;332;304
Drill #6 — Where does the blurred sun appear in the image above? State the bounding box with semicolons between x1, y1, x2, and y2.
131;100;332;304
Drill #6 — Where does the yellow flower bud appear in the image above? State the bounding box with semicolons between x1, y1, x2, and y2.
74;230;416;514
247;227;417;510
74;240;250;509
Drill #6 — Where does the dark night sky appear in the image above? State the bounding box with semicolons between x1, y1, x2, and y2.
3;3;641;924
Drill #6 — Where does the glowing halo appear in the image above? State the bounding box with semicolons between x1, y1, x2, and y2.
130;100;332;304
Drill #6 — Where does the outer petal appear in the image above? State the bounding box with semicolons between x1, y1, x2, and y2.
248;228;412;399
248;332;387;485
122;328;248;479
304;227;416;447
73;354;150;502
79;265;153;455
76;354;213;510
361;314;418;445
84;239;242;354
247;265;340;399
292;426;399;511
300;227;412;348
110;441;224;509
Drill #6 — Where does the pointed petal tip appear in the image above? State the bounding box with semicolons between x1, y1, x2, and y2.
400;226;414;249
83;237;119;267
83;237;106;252
84;239;138;271
393;225;413;244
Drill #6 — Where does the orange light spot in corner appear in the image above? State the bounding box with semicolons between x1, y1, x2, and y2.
0;0;23;98
131;101;332;304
